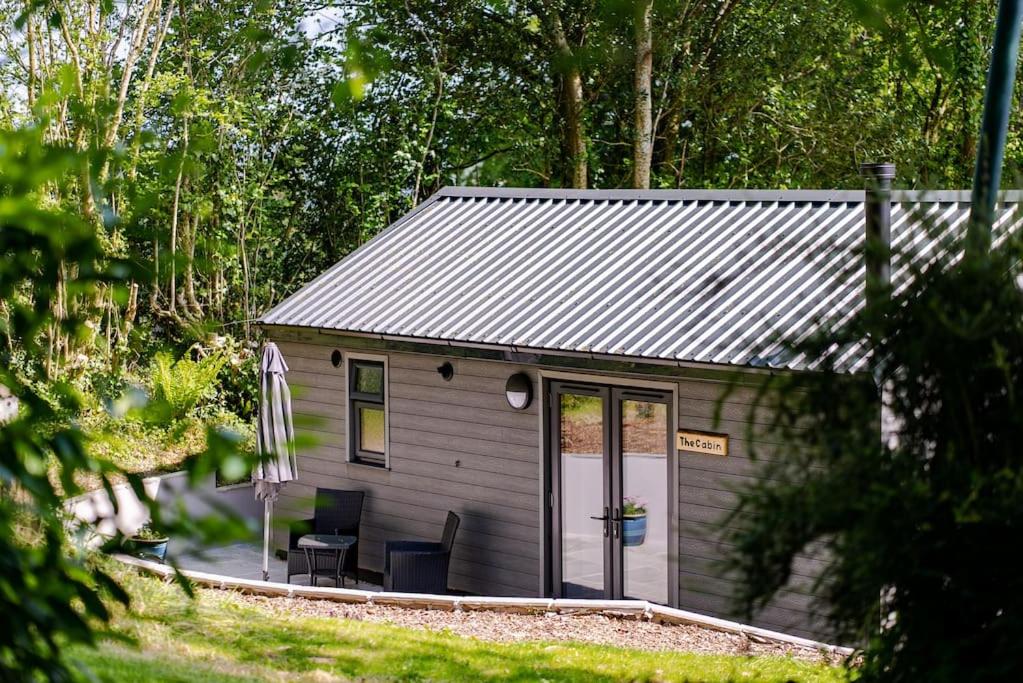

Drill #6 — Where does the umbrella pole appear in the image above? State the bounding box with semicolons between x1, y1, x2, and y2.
262;499;271;582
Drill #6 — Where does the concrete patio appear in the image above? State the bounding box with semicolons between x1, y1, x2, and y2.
173;541;381;590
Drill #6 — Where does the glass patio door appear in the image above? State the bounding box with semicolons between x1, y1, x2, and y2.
549;381;671;603
553;384;610;598
616;393;670;604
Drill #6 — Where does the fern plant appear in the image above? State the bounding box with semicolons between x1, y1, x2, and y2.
149;351;227;420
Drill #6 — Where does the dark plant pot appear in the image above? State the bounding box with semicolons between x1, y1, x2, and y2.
125;537;168;562
623;514;647;547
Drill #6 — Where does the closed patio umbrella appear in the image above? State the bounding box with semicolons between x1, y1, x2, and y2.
253;341;297;581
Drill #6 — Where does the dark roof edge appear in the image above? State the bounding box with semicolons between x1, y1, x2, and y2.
256;322;820;376
437;186;1023;203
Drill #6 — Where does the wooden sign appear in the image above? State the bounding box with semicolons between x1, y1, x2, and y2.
677;430;728;456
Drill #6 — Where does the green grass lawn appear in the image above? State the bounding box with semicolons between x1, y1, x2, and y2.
70;570;849;683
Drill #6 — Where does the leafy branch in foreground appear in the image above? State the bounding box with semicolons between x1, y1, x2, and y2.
0;127;253;682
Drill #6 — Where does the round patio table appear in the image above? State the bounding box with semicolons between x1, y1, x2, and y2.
297;534;356;588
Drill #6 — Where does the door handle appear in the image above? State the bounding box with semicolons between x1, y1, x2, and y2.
589;506;610;537
611;507;621;538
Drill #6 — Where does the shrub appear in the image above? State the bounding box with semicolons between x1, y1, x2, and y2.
149;351;227;420
208;335;259;420
88;367;132;408
727;233;1023;681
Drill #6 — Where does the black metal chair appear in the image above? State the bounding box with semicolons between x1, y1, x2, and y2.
287;488;364;586
383;511;460;594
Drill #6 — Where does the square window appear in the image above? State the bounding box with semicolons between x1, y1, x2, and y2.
354;362;383;397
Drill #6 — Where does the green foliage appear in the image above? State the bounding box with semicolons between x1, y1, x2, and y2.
209;336;259;421
727;228;1023;681
149;351;227;420
0;127;132;681
130;523;166;542
76;404;254;486
0;125;251;681
87;367;133;407
320;0;1015;199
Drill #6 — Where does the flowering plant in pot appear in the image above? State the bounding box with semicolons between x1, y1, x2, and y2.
125;522;169;562
622;497;648;547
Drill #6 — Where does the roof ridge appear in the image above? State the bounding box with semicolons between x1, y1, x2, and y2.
436;186;1023;204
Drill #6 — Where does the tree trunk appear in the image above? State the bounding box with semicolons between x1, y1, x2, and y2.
540;5;587;188
240;216;251;343
564;67;587;189
167;0;192;318
150;237;161;309
632;0;654;189
116;282;139;371
56;10;97;225
25;5;36;108
661;108;680;175
98;0;158;183
128;0;175;181
413;67;444;207
169;151;184;315
408;3;444;207
182;196;203;318
48;262;68;377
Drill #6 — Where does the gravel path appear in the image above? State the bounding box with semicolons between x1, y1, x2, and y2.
236;593;846;665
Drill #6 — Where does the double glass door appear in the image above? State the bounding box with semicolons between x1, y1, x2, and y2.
549;381;671;604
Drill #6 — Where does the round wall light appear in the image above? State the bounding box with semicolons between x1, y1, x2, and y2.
505;372;532;410
330;349;343;368
437;361;454;381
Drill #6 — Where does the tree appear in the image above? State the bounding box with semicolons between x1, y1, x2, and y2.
531;0;591;188
632;0;654;188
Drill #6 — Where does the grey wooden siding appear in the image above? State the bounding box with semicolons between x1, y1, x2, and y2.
676;377;829;640
268;329;830;640
270;330;541;597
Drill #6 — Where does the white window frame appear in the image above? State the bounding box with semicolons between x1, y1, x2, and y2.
345;351;390;469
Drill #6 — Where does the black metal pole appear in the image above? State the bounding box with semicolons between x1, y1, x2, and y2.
967;0;1023;258
861;162;895;312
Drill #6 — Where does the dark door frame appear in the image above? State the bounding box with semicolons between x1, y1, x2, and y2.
543;377;677;605
546;381;612;598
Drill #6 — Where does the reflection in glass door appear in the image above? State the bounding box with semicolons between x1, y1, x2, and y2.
557;388;608;599
619;399;669;604
550;381;671;604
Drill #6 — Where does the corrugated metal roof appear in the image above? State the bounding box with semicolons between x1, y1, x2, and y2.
260;187;1023;372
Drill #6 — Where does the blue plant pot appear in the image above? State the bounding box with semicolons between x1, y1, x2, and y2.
126;538;168;562
623;514;647;547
